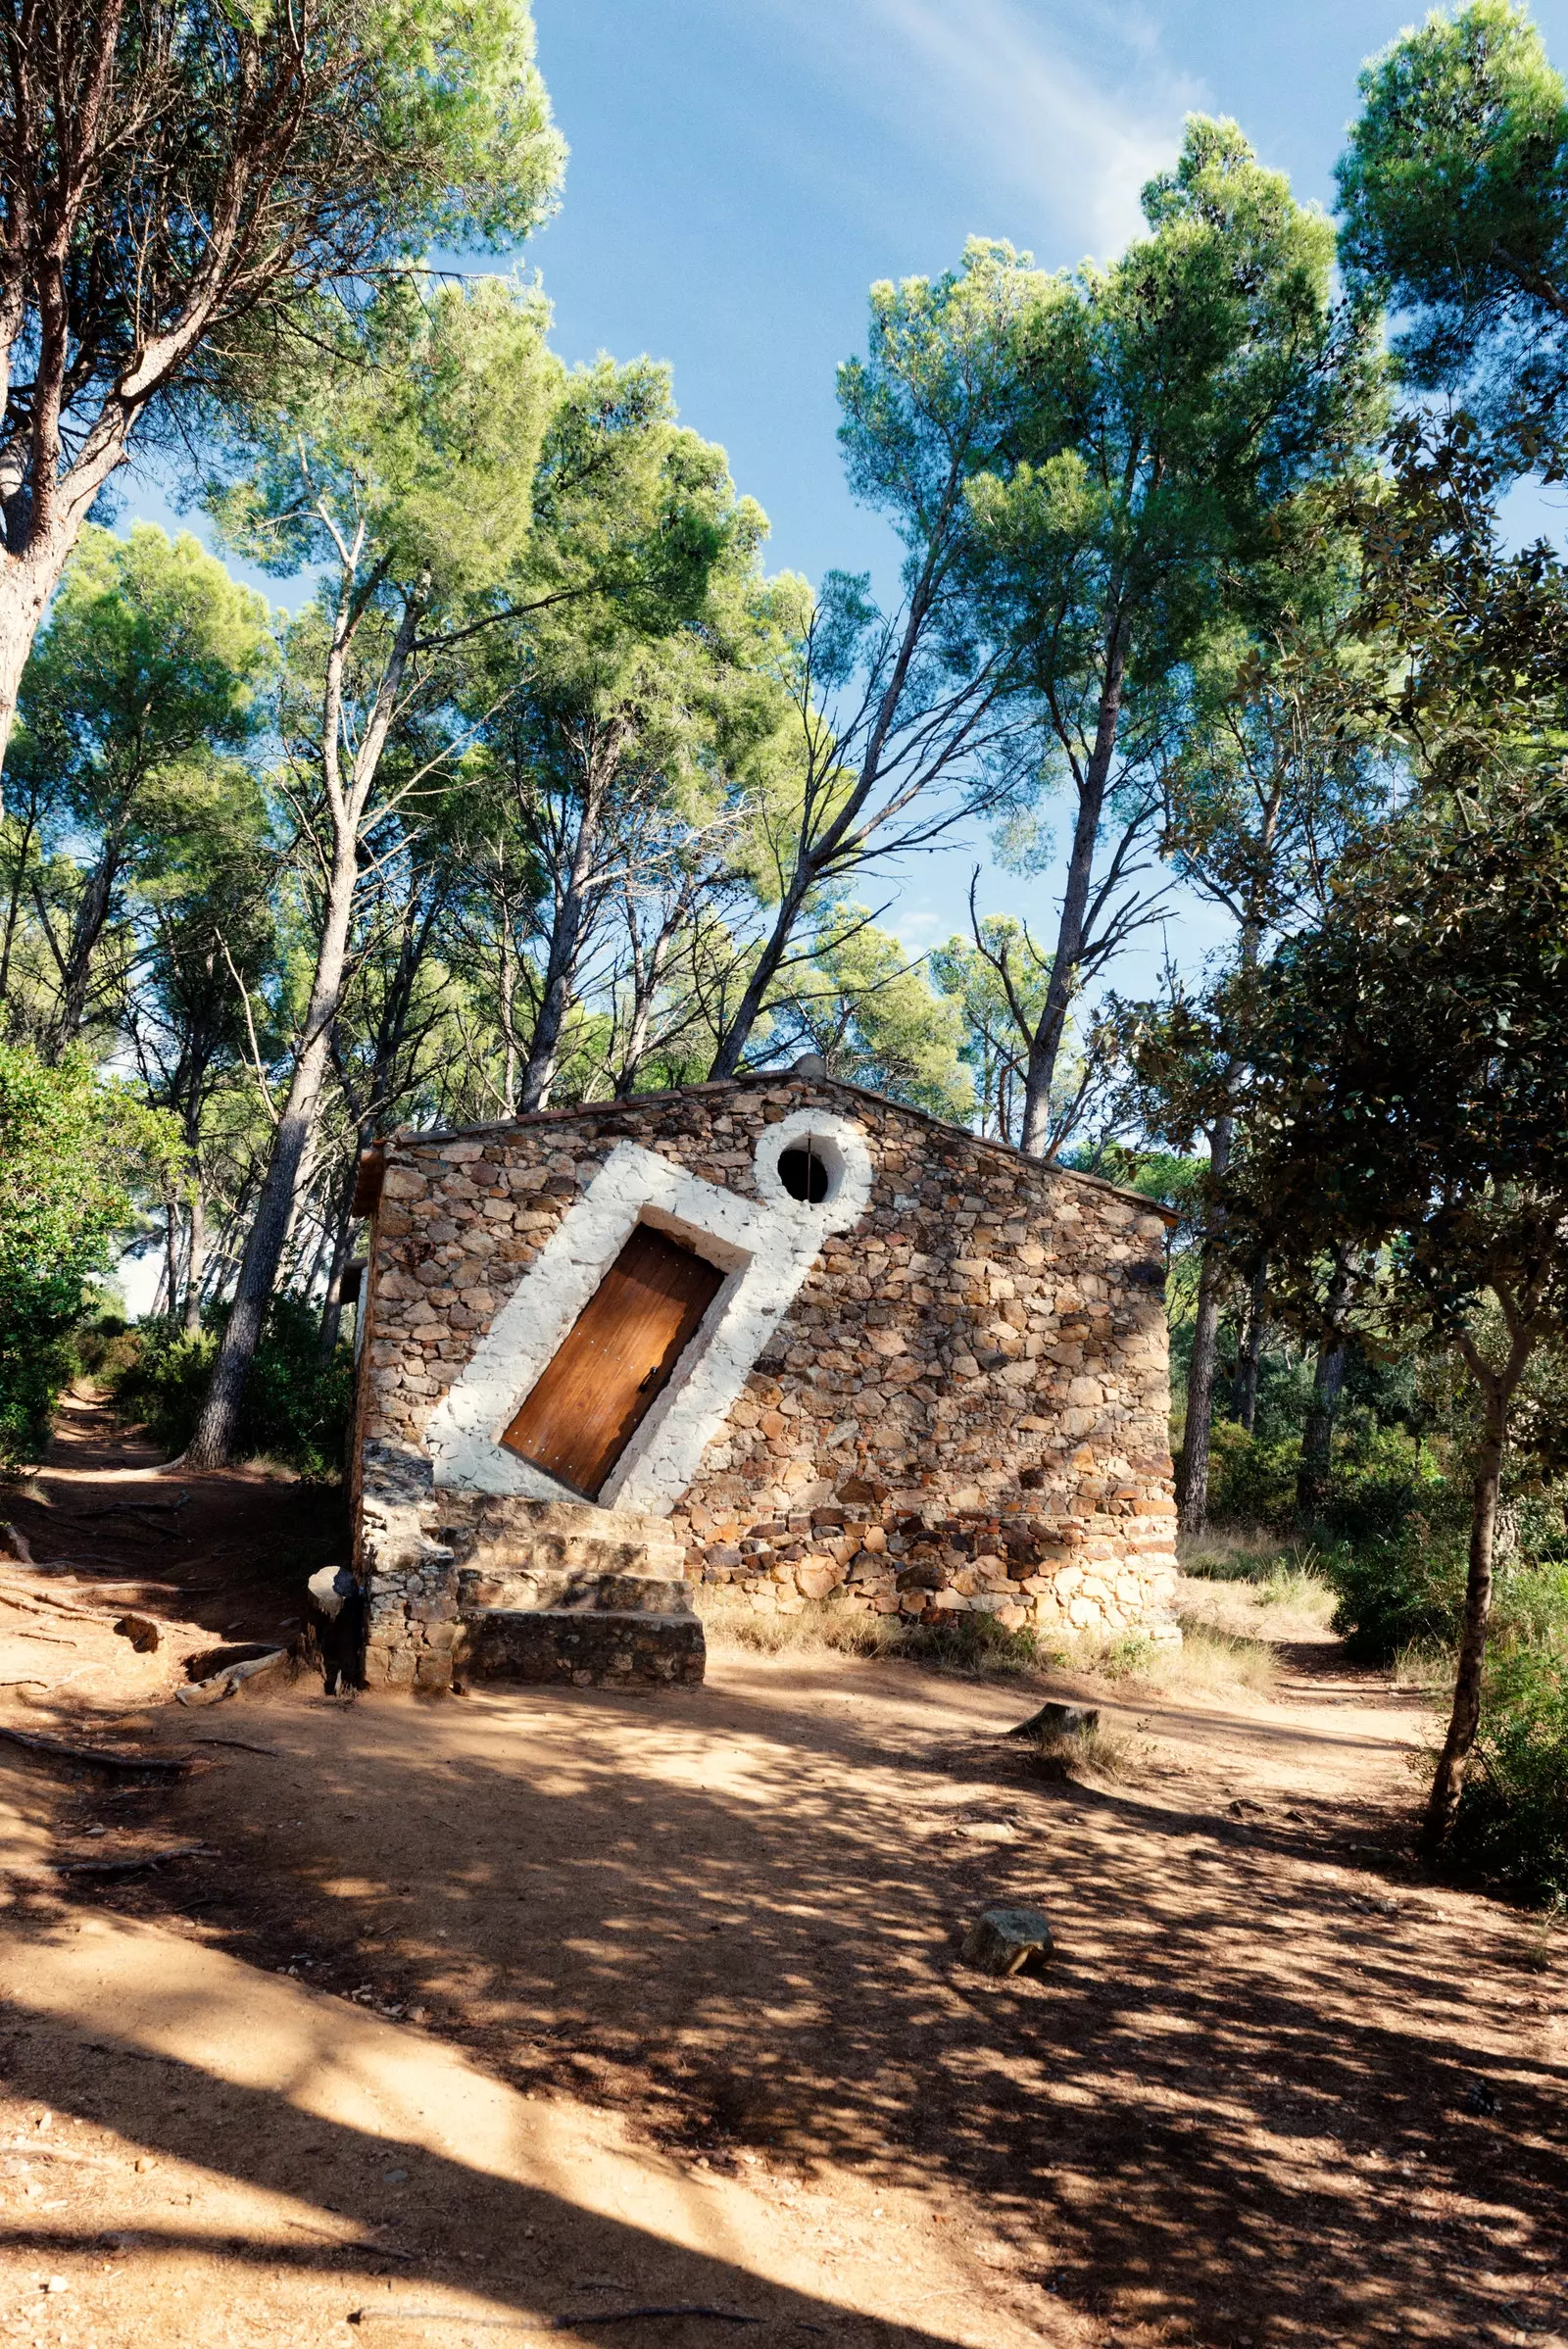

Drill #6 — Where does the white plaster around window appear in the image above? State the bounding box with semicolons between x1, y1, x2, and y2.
423;1119;873;1515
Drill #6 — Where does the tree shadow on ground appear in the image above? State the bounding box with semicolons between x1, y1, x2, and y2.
9;1644;1560;2349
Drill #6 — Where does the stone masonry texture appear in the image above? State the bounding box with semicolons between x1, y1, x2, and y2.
351;1073;1180;1688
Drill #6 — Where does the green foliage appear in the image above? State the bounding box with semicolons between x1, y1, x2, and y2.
0;1044;180;1465
212;275;562;600
1450;1639;1568;1904
1326;1518;1470;1662
1338;0;1568;436
781;909;973;1121
114;1297;354;1479
969;116;1380;749
1204;1422;1301;1527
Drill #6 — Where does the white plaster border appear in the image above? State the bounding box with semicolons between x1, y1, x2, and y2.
422;1114;873;1516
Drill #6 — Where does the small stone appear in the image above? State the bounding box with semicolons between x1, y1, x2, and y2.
382;2168;409;2183
44;2276;69;2294
960;1906;1054;1977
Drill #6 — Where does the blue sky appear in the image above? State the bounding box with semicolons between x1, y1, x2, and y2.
125;0;1568;979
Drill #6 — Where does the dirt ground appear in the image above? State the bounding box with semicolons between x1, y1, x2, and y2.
0;1398;1562;2349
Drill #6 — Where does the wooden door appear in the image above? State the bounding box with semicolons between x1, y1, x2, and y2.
501;1222;725;1498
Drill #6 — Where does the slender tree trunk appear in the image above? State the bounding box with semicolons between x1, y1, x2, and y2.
45;838;122;1057
1234;1255;1268;1433
1296;1303;1348;1527
709;867;812;1081
1421;1385;1508;1857
184;848;357;1464
183;568;420;1465
1019;615;1129;1153
317;1174;358;1362
162;1200;180;1325
0;797;38;1005
182;1187;207;1335
1177;1112;1234;1537
499;926;518;1115
518;750;616;1112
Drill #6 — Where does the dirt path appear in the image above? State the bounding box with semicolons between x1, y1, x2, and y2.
0;1405;1562;2349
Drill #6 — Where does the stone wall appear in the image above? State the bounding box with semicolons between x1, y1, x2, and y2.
353;1073;1180;1688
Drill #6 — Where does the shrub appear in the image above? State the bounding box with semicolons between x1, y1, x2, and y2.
113;1294;353;1478
1326;1516;1468;1661
1447;1642;1568;1905
1205;1422;1299;1525
1312;1425;1449;1546
0;1044;180;1467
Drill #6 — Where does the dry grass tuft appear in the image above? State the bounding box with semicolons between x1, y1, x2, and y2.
1175;1556;1337;1646
694;1588;906;1659
1077;1622;1281;1699
1032;1722;1141;1783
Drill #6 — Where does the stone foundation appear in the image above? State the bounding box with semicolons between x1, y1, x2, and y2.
351;1072;1180;1689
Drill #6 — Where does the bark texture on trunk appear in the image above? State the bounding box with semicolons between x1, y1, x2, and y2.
1234;1256;1268;1433
1296;1337;1348;1522
181;1189;207;1335
183;569;421;1465
1177;1112;1234;1537
1422;1390;1507;1857
183;843;357;1465
1295;1252;1351;1524
1019;616;1129;1156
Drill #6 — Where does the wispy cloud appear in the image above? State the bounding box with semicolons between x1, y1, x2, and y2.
786;0;1205;261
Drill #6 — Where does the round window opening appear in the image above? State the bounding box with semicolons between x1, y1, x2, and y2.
778;1142;831;1204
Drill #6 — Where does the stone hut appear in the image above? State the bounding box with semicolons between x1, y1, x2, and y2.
349;1065;1180;1692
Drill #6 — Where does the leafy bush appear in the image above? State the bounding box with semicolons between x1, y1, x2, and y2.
1329;1525;1568;1665
1448;1643;1568;1906
1327;1517;1468;1660
113;1294;353;1478
1206;1422;1299;1525
0;1044;180;1467
1312;1425;1450;1546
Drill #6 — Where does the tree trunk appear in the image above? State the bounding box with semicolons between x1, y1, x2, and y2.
317;1175;359;1362
1297;1338;1348;1524
1019;614;1129;1154
518;748;617;1112
709;868;812;1080
1421;1385;1509;1858
1177;1113;1234;1537
183;849;356;1466
181;565;420;1465
1234;1256;1268;1433
0;544;68;814
181;1188;207;1335
162;1201;181;1326
44;837;122;1057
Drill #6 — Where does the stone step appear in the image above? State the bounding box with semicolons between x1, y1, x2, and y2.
460;1608;705;1688
457;1567;693;1615
458;1496;687;1585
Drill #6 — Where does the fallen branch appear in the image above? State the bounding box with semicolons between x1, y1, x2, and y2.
175;1648;291;1707
55;1841;211;1879
555;2313;761;2330
349;2316;530;2331
192;1736;282;1755
72;1496;189;1519
2;2138;116;2168
0;1725;198;1775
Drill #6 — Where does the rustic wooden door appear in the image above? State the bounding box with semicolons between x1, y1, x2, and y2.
500;1223;725;1498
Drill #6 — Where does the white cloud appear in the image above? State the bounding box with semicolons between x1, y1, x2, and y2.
787;0;1205;261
